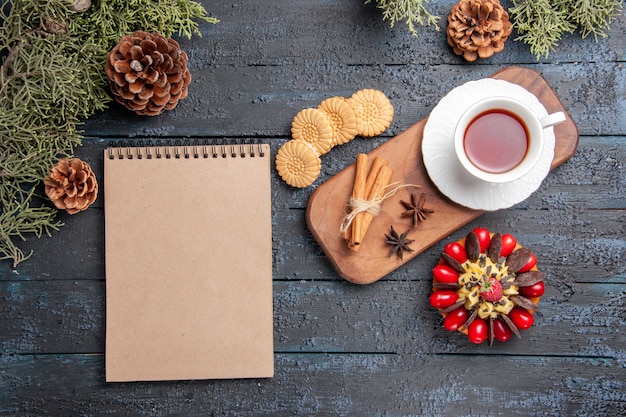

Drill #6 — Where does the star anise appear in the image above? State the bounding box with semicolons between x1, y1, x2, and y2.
384;226;415;260
400;192;434;227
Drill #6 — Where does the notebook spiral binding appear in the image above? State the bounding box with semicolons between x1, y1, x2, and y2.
107;140;266;160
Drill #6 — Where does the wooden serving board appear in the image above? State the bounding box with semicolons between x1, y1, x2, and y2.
305;66;579;285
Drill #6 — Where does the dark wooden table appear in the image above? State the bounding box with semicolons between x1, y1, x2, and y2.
2;1;625;415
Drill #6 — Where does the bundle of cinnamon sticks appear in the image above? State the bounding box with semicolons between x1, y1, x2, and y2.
343;154;393;251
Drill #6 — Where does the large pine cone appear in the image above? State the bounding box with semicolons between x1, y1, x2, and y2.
105;31;191;116
44;158;98;215
447;0;512;62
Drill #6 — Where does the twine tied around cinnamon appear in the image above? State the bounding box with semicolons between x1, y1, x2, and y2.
340;154;420;251
340;182;418;234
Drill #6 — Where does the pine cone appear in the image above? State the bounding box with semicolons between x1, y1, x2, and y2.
447;0;512;62
105;31;191;116
68;0;91;12
44;158;98;215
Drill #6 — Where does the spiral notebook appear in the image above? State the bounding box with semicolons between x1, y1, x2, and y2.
104;142;273;382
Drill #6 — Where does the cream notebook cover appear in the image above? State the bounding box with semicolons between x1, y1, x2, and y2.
104;143;273;382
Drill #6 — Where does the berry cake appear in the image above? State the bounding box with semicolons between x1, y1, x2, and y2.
430;227;545;345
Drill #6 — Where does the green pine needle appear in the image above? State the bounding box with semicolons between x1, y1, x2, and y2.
367;0;440;36
509;0;576;59
567;0;624;41
509;0;623;59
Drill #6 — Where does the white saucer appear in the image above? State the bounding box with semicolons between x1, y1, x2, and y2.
422;79;555;211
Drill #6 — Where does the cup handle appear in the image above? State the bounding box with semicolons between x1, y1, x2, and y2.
540;111;566;128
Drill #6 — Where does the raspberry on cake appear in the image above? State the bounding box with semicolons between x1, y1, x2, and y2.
430;227;545;345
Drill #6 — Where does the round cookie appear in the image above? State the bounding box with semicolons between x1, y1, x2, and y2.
291;108;334;155
430;227;544;345
275;140;322;188
347;89;394;137
318;96;358;146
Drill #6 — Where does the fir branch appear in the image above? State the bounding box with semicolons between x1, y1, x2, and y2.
567;0;623;41
80;0;218;51
367;0;440;36
0;0;216;266
509;0;623;59
509;0;575;59
0;185;63;267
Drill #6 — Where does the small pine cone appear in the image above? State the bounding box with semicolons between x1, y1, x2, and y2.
43;17;68;35
44;158;98;215
68;0;91;12
105;31;191;116
447;0;512;62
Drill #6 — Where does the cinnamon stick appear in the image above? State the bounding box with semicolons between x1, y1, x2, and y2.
351;164;393;251
364;157;388;198
345;154;369;242
349;156;387;246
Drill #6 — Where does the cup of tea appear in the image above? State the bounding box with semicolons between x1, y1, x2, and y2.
454;96;566;183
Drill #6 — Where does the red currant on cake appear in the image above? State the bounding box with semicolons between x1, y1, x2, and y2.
430;227;545;345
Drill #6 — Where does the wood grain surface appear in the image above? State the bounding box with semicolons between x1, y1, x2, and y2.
306;66;579;284
1;1;625;416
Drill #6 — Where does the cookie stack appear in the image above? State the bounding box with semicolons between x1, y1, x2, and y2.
276;89;394;188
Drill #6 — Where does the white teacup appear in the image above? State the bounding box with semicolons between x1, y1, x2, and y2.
454;96;566;183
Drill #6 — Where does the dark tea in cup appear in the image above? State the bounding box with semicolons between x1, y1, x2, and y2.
454;97;566;183
463;109;529;174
